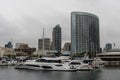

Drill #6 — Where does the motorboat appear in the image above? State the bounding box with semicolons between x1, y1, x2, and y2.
82;58;104;70
0;57;17;66
15;57;77;71
0;60;8;66
69;60;93;71
92;57;104;69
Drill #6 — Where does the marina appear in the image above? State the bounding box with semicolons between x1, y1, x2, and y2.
0;0;119;80
0;55;103;72
14;56;103;71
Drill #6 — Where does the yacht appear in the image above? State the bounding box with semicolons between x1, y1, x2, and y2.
92;57;104;69
82;58;104;70
15;57;77;71
69;60;93;71
0;57;17;66
15;56;103;71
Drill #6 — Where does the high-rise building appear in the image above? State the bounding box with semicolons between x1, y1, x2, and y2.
99;48;102;53
71;12;100;54
38;38;50;50
63;42;71;51
105;43;112;51
52;24;61;51
5;41;13;48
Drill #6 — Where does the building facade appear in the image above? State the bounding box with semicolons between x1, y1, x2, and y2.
15;43;28;49
105;43;112;52
0;47;15;57
49;41;55;50
71;12;100;54
63;42;71;51
14;43;36;56
96;49;120;67
38;38;50;50
5;41;13;48
52;24;61;51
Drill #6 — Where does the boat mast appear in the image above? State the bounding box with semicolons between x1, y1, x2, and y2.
42;28;45;56
10;37;13;60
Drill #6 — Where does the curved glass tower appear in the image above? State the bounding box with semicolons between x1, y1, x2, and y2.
71;12;100;54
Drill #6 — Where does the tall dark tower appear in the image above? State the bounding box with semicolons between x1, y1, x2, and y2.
52;24;61;52
71;12;100;54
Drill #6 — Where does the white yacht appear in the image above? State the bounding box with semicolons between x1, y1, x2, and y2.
82;58;104;70
0;61;8;66
0;57;17;66
92;57;104;69
15;57;77;71
15;56;104;71
69;60;93;71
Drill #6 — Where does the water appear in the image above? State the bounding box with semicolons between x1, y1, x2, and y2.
0;66;120;80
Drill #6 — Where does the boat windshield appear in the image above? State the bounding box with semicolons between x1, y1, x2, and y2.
35;59;62;63
70;62;81;65
83;60;93;64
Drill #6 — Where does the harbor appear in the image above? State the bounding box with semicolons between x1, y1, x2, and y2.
0;53;105;72
0;56;103;71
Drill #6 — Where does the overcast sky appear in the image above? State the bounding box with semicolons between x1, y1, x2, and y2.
0;0;120;49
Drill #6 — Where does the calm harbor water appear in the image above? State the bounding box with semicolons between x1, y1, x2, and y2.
0;66;120;80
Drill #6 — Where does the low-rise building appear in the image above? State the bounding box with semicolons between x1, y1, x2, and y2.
63;42;71;51
14;43;36;56
96;49;120;67
0;47;15;57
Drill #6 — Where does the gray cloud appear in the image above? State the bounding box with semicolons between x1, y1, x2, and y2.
0;0;120;49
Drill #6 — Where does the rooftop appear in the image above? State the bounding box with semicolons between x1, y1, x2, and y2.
97;52;120;56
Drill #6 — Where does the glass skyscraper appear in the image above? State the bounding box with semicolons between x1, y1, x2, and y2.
105;43;112;52
71;12;100;54
52;24;61;51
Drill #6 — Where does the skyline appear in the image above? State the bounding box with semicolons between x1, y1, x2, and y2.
0;0;120;48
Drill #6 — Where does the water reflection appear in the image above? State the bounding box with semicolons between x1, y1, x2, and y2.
14;69;102;80
67;71;102;80
0;67;120;80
